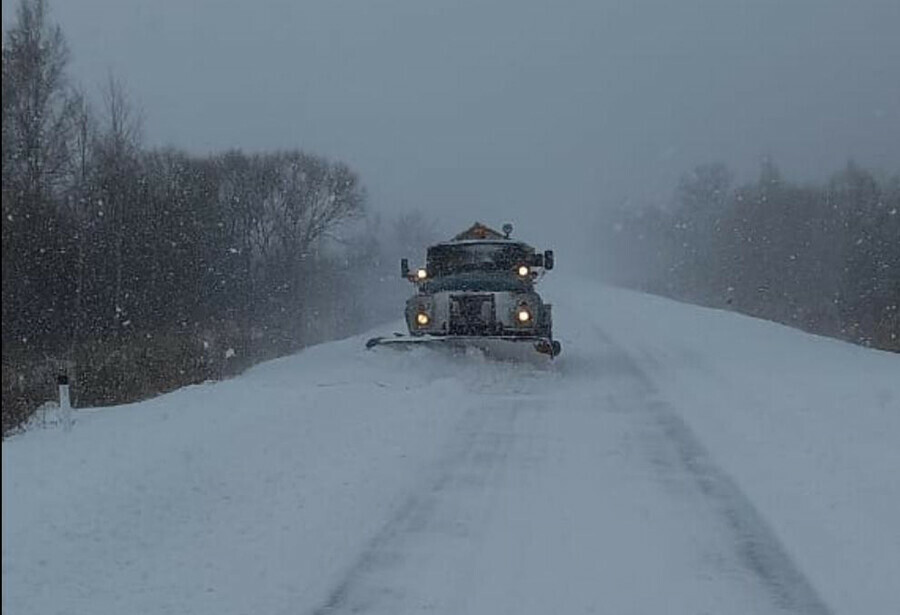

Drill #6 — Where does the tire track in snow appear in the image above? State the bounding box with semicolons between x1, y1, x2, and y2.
592;327;834;615
308;401;521;614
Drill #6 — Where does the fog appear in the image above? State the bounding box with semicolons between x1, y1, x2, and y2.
4;0;899;257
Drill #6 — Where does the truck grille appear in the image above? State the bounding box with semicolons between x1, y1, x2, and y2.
449;294;496;335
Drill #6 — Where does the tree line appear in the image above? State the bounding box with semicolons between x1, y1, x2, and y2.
2;0;390;433
598;159;899;352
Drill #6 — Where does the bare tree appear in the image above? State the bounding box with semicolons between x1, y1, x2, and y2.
93;74;142;337
66;89;96;354
2;0;77;203
1;0;79;351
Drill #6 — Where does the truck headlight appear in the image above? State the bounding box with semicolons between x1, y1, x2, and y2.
517;265;530;277
517;308;532;323
416;312;430;326
416;268;428;280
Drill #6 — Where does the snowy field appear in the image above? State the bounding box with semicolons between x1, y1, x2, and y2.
3;276;898;615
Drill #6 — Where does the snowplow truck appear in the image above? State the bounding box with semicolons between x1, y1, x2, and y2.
366;222;561;358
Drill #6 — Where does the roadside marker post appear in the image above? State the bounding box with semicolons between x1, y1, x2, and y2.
58;374;72;432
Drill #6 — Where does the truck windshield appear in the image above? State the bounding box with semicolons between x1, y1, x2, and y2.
427;242;533;276
421;272;531;293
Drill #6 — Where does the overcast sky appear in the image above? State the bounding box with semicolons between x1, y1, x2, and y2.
4;0;899;252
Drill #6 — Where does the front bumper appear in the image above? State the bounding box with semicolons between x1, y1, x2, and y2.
366;334;562;358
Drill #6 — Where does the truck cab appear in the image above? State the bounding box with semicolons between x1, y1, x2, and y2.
397;223;560;356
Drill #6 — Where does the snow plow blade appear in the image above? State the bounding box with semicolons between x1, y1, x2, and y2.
366;334;561;359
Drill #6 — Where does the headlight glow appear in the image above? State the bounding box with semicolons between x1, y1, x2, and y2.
517;308;532;323
517;265;530;277
416;312;430;326
416;268;428;280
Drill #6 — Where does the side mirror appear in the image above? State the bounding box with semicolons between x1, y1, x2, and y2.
544;250;554;270
400;258;409;278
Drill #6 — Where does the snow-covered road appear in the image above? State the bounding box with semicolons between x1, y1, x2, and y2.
3;278;898;614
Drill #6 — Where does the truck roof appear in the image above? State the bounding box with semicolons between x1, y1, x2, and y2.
432;239;529;248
